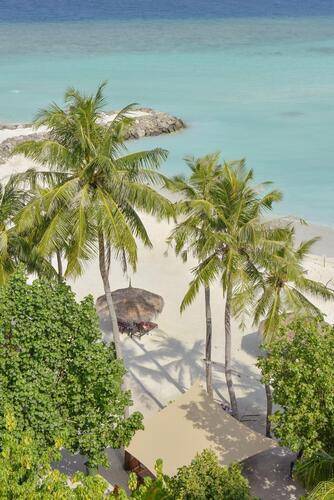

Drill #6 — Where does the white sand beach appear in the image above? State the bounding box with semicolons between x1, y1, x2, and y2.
1;140;334;421
67;213;334;419
3;148;332;420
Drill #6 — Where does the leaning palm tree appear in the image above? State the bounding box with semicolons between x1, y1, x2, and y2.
13;83;173;360
177;160;282;418
253;231;334;436
167;153;224;398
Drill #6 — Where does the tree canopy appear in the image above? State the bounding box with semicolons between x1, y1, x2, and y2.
251;230;333;344
0;269;143;467
0;411;110;499
114;450;252;500
258;315;334;456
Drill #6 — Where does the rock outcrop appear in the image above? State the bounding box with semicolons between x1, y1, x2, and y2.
0;108;185;164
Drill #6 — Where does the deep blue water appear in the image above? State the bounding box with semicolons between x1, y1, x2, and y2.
2;0;334;22
1;2;334;225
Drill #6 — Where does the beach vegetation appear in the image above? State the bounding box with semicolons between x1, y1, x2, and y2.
0;411;109;498
114;450;252;499
1;432;252;500
305;480;334;499
296;451;334;492
251;231;334;436
167;153;225;398
0;175;56;284
0;269;143;468
258;315;334;457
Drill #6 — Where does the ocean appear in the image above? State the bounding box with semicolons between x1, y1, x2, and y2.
1;1;334;225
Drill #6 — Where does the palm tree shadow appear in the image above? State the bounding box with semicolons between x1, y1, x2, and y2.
100;313;266;425
179;394;304;499
123;331;205;407
98;315;113;337
241;331;262;359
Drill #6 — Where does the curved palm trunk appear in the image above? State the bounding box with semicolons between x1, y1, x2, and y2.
265;382;273;437
224;287;239;419
98;232;123;360
204;285;213;398
56;249;63;282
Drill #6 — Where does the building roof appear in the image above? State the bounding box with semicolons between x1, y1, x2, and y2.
126;381;276;477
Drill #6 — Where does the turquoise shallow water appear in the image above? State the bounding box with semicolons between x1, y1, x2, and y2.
1;17;334;224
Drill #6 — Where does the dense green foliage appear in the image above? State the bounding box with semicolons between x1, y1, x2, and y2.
249;230;334;436
258;316;334;456
0;269;143;467
170;449;252;500
1;437;251;500
114;450;252;499
305;480;334;499
0;412;109;499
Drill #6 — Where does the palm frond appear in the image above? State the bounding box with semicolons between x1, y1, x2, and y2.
296;452;334;490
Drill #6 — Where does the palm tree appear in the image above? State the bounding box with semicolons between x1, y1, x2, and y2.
175;160;282;418
307;481;334;499
253;230;334;436
167;153;224;398
0;175;55;283
296;451;334;491
295;451;334;499
13;83;173;360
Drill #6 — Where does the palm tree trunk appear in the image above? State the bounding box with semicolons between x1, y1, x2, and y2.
98;232;123;360
98;232;129;446
56;250;63;282
224;286;239;419
265;382;273;437
204;285;213;398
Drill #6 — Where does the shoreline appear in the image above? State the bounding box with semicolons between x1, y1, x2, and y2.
270;215;334;258
0;108;186;164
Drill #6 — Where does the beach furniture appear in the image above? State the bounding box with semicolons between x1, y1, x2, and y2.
96;284;164;338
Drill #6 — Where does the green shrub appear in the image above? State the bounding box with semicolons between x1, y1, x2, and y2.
0;411;109;499
0;269;143;467
114;450;252;499
258;316;334;456
170;449;252;500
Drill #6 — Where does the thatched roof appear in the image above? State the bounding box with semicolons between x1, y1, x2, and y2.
126;381;276;477
96;286;164;323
